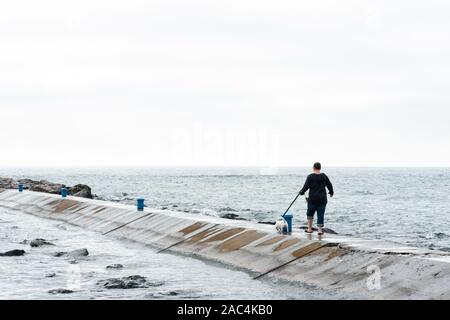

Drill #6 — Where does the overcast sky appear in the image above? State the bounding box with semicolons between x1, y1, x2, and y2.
1;0;449;167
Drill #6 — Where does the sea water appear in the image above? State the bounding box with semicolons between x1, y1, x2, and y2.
1;167;449;252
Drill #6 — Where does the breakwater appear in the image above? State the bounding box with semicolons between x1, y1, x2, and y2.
0;189;449;299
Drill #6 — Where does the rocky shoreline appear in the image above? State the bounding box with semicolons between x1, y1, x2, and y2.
0;177;93;199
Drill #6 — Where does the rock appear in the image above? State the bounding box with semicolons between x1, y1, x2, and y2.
258;221;276;225
54;248;89;258
0;177;17;189
48;289;74;295
0;249;26;257
30;185;61;195
70;248;89;257
0;177;93;199
46;273;57;278
97;275;163;290
220;213;247;221
20;179;63;195
30;238;55;247
298;226;339;235
323;228;339;235
69;184;93;199
106;264;124;270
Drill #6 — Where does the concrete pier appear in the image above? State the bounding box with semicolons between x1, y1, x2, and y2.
0;189;449;300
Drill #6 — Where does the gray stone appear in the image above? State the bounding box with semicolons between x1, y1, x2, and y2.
54;248;89;258
0;249;26;257
0;177;93;199
97;275;163;290
48;289;74;294
69;184;93;199
30;238;55;247
0;177;17;189
220;213;246;221
258;221;276;225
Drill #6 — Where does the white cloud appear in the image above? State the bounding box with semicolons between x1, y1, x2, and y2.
1;0;449;166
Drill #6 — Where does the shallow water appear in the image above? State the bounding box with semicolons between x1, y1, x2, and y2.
0;207;347;300
1;167;449;251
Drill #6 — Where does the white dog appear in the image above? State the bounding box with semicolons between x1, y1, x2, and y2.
275;219;288;234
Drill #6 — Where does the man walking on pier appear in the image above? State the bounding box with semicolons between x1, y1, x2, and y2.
299;162;334;236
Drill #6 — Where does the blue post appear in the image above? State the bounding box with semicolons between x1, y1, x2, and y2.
284;213;293;233
61;187;68;198
18;184;24;193
137;198;145;212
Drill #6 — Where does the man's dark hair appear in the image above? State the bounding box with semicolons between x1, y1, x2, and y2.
313;162;321;170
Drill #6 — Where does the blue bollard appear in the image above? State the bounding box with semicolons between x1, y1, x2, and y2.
61;187;68;198
18;184;24;193
284;213;293;233
137;198;145;212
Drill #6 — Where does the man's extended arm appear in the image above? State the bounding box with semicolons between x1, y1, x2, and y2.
299;176;310;196
325;175;334;197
